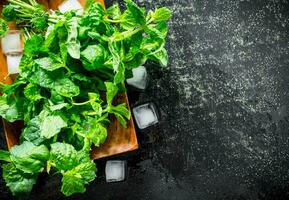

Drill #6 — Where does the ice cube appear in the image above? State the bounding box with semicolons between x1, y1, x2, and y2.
132;103;158;129
7;53;22;74
1;30;22;55
58;0;83;15
105;160;126;183
126;66;148;90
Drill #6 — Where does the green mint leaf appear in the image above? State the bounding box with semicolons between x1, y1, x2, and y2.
54;78;80;97
60;43;68;64
24;35;46;56
24;83;42;101
149;47;168;67
34;57;64;71
124;53;147;70
109;103;131;120
106;3;121;20
2;163;38;196
81;45;106;70
61;160;96;196
0;19;8;37
125;0;145;25
151;7;172;22
108;103;130;128
0;95;21;122
31;13;49;31
0;150;11;162
113;112;127;128
120;10;138;30
84;0;95;10
39;112;67;139
29;68;54;88
67;41;81;59
50;90;65;104
123;32;143;61
86;120;107;146
61;173;86;196
50;142;78;171
145;25;167;40
50;103;68;111
2;5;17;21
105;82;118;105
20;116;46;146
114;61;125;84
10;141;49;173
90;102;102;116
72;161;96;183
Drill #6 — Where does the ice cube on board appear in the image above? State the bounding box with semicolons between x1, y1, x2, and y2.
58;0;83;15
126;66;148;90
7;53;22;74
132;103;159;129
105;160;126;183
1;30;22;55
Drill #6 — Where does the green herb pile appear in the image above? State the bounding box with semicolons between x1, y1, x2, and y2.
0;0;171;197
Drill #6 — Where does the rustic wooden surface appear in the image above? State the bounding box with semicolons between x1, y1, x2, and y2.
1;0;138;159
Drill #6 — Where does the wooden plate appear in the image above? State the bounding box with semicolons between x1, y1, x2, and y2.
0;0;138;160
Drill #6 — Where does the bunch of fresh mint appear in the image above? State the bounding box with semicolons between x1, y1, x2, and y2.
0;0;171;197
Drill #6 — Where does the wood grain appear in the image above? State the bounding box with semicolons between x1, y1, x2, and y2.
1;0;138;159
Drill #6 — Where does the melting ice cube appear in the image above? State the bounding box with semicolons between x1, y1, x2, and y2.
132;103;158;129
7;53;22;74
1;30;22;55
105;160;126;183
126;66;148;90
58;0;83;15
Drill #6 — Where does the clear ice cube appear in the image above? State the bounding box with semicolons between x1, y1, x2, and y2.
105;160;126;183
132;103;159;129
58;0;83;15
7;53;22;74
126;66;148;90
1;30;22;55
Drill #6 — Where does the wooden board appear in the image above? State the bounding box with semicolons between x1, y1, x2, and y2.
0;0;138;159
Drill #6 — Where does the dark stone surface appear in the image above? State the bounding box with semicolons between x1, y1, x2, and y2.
2;0;289;199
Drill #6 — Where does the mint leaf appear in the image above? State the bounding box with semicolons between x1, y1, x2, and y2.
35;57;64;71
61;161;96;196
50;143;78;171
0;19;8;37
151;7;172;22
24;83;42;101
20;116;46;145
67;41;81;59
24;35;46;56
84;0;95;10
125;0;145;26
114;61;125;84
81;45;106;70
2;5;16;21
39;112;67;139
105;82;118;105
0;95;21;122
107;3;121;20
109;103;131;120
2;163;38;196
149;47;168;67
50;103;68;111
29;68;54;88
0;150;11;162
86;121;107;146
114;112;128;128
10;141;49;173
54;78;80;98
61;172;86;196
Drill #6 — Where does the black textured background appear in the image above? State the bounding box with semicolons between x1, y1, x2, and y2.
2;0;289;199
